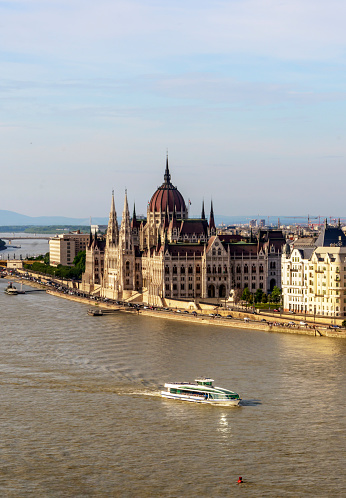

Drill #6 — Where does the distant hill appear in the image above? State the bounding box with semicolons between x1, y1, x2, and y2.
0;210;108;226
0;209;312;228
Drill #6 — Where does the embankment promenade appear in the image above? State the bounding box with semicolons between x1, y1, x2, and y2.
6;272;346;339
45;289;346;339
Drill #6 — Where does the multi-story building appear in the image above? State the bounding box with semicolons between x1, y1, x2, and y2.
82;158;286;303
281;222;346;318
49;232;90;267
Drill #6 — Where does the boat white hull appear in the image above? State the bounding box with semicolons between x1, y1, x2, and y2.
161;391;241;406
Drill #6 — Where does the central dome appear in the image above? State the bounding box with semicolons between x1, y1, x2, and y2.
149;158;187;215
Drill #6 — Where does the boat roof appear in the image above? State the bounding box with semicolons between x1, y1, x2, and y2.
164;382;238;395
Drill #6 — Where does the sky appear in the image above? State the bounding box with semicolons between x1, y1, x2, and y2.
1;0;346;220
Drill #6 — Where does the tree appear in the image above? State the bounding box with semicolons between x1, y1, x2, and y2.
254;288;263;303
233;288;242;304
262;293;268;303
271;286;282;303
241;286;251;303
73;250;86;273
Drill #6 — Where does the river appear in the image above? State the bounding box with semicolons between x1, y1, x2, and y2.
0;279;345;497
0;233;51;260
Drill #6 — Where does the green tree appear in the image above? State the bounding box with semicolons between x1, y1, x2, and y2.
271;286;282;304
242;286;251;303
73;250;86;273
262;293;268;303
254;288;263;303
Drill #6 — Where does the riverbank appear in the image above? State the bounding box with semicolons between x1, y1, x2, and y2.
5;272;346;339
44;289;346;339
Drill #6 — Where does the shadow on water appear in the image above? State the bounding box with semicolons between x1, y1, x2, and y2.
240;399;262;406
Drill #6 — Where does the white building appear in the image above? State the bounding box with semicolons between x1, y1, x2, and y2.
281;222;346;318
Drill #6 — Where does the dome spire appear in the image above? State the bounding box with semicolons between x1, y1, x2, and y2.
164;152;171;184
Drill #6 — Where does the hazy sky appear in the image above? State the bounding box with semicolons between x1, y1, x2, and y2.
1;0;346;220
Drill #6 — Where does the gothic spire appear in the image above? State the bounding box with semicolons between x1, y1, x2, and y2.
164;152;171;184
106;190;118;246
201;200;205;219
209;200;215;231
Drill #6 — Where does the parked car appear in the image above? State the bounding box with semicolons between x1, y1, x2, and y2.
226;314;233;319
299;321;308;326
244;317;250;322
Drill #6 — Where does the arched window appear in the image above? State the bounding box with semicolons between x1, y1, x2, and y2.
207;265;211;274
188;266;193;274
244;265;248;274
125;261;130;271
218;265;222;274
252;264;256;273
218;248;221;256
173;265;177;274
219;284;226;298
180;265;185;274
224;265;227;274
196;265;201;274
212;265;217;274
259;265;264;273
212;249;216;256
165;266;170;275
236;265;241;274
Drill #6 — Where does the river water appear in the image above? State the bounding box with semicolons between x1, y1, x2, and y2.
0;279;345;497
0;233;51;260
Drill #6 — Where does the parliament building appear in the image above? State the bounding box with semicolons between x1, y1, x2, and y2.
82;158;284;305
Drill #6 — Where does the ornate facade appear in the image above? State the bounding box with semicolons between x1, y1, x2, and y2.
82;158;285;305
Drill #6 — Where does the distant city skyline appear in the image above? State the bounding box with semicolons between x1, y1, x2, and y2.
1;1;345;217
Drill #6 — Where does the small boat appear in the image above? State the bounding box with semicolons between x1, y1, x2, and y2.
87;308;103;316
161;378;241;406
5;282;18;295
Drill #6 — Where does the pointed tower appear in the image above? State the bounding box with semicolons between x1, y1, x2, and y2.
119;189;135;294
209;200;216;235
120;189;131;248
201;200;206;220
106;190;119;248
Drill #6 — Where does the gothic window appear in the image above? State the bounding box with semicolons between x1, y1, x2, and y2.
218;265;222;274
181;283;185;290
224;265;227;274
188;283;193;290
180;266;185;274
173;284;177;290
259;283;263;289
207;265;211;274
196;265;201;274
173;265;177;274
236;265;241;274
259;265;264;273
188;266;193;274
126;261;130;271
165;266;170;275
244;265;248;274
252;265;256;273
212;265;217;274
218;248;221;256
212;249;216;256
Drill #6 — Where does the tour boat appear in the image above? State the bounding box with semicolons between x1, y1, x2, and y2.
161;378;241;406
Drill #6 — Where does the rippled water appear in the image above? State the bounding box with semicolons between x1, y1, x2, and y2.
0;279;345;497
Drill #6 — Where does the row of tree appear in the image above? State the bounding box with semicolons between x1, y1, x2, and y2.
241;286;282;305
0;238;6;251
24;251;86;280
